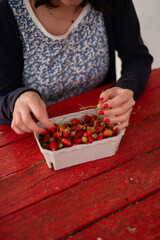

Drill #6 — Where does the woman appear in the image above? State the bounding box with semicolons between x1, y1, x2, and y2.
0;0;153;134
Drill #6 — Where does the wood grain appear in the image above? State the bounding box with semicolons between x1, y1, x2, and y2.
0;147;160;239
68;191;160;240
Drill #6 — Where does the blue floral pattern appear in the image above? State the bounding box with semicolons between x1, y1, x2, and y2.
9;0;109;105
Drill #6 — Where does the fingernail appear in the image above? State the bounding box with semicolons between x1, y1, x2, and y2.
49;127;56;132
104;118;110;123
114;127;119;131
40;130;47;135
98;110;104;115
99;97;104;102
102;103;108;109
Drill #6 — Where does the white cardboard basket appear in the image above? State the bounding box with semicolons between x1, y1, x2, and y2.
34;109;125;170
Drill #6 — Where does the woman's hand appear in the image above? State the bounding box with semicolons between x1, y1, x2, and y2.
11;91;53;134
98;87;135;130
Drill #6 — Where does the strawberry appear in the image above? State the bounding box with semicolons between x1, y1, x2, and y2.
73;138;81;145
58;143;64;149
71;118;80;125
75;131;83;139
87;128;95;136
88;136;94;143
109;123;116;131
90;115;97;124
49;123;58;133
92;133;98;140
82;115;91;123
62;139;72;147
97;102;103;110
43;134;50;143
70;131;76;138
50;142;58;151
81;125;87;131
103;128;113;137
63;129;70;138
83;132;88;137
97;133;104;141
71;125;80;132
53;131;62;138
49;137;56;143
59;125;65;133
81;136;88;143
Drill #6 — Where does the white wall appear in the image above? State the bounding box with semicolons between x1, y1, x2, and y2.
116;0;160;79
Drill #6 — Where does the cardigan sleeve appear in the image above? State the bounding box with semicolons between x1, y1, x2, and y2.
109;0;153;100
0;0;40;125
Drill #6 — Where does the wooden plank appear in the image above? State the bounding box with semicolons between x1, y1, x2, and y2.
0;136;44;179
0;147;160;239
68;191;160;240
0;113;160;218
145;68;160;91
130;87;160;124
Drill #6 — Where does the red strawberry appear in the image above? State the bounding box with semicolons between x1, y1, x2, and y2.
109;123;116;131
62;139;72;147
90;115;97;124
103;128;113;137
70;131;76;138
50;141;58;151
87;128;95;136
82;115;90;123
63;129;70;138
71;118;80;125
97;133;104;141
75;131;83;139
71;125;80;132
88;136;94;143
53;131;62;138
73;138;81;145
43;134;50;143
83;132;88;137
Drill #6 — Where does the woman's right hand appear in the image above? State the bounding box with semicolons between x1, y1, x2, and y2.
11;91;53;134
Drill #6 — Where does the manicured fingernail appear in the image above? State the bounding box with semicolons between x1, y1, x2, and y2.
49;127;56;132
102;103;108;109
98;110;104;115
99;97;104;102
114;127;119;131
104;118;110;123
40;130;47;135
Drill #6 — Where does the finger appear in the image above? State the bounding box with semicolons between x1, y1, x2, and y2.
101;98;135;116
30;101;53;130
99;88;115;103
21;112;46;134
12;112;31;134
103;108;132;124
113;119;130;131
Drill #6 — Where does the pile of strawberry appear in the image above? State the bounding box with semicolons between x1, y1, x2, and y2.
39;114;118;151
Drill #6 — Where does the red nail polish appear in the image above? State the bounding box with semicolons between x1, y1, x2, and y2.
40;130;47;135
114;127;119;131
99;97;104;102
98;110;104;115
102;103;108;109
104;118;110;123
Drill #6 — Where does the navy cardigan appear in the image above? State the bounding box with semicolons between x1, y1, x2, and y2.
0;0;153;125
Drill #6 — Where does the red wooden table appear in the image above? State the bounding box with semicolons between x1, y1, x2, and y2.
0;69;160;240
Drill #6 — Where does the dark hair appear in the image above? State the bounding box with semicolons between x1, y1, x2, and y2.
34;0;112;15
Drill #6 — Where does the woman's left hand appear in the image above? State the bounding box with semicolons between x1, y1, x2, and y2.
98;87;135;130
